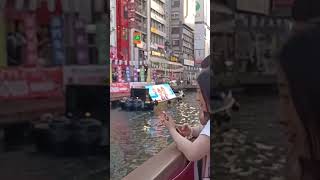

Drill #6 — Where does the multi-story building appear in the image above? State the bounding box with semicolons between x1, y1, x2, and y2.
128;0;148;71
170;0;197;82
149;0;167;60
110;0;117;53
148;0;170;83
194;0;210;64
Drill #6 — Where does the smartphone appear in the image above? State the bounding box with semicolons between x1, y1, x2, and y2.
162;111;169;121
176;127;183;135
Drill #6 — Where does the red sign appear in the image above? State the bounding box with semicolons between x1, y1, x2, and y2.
110;83;130;94
0;67;63;100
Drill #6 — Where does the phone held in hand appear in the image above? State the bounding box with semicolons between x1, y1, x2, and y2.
176;127;183;135
162;111;169;121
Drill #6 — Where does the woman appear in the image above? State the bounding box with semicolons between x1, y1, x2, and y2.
160;68;211;179
278;23;320;180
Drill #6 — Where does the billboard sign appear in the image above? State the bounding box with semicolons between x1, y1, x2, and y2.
110;82;130;94
184;59;195;66
145;84;176;102
0;67;63;100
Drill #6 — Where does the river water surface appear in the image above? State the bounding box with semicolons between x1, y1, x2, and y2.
110;91;200;179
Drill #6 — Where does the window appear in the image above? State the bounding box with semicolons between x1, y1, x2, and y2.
171;27;180;34
172;0;180;7
172;40;179;46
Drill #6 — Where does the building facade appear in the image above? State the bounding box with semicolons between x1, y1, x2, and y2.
128;0;147;71
170;0;198;82
194;0;210;63
110;0;117;54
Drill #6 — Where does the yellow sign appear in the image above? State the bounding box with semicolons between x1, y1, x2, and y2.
151;51;165;57
151;27;158;33
170;56;178;62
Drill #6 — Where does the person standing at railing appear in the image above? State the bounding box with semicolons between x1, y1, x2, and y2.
160;68;211;180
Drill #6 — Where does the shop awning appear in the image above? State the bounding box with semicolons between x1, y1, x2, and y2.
150;57;184;67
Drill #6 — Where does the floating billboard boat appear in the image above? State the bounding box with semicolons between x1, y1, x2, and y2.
120;84;184;112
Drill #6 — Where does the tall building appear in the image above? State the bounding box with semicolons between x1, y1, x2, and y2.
170;0;197;82
110;0;117;49
149;0;167;61
128;0;148;69
116;0;129;63
194;0;210;63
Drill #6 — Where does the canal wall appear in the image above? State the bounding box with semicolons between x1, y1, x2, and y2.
123;143;188;180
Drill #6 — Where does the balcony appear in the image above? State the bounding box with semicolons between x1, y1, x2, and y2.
136;24;148;33
151;0;165;15
135;5;147;17
151;12;166;25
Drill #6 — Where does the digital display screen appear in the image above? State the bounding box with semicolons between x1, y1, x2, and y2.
145;84;176;102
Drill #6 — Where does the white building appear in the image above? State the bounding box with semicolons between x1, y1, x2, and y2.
194;0;210;63
110;0;117;48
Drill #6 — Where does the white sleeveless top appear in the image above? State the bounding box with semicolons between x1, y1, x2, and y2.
199;120;210;179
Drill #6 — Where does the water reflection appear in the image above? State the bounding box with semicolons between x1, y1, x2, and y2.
110;91;200;179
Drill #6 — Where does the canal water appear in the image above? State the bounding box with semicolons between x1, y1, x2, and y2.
110;91;200;179
110;91;287;180
213;93;287;180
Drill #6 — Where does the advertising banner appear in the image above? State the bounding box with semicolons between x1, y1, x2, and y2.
117;66;123;82
145;84;176;102
195;0;203;22
125;66;131;82
63;65;108;86
110;82;130;94
51;16;66;65
0;67;63;100
133;67;138;82
0;13;6;67
140;66;145;82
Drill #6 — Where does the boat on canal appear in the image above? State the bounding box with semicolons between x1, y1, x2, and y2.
120;84;184;112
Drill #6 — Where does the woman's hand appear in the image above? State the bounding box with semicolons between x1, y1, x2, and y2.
176;123;192;137
160;112;176;131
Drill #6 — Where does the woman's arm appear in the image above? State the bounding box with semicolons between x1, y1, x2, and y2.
169;127;210;162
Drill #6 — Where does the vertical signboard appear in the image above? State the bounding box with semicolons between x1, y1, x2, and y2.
117;0;129;63
133;67;138;82
126;66;131;82
117;65;123;82
195;0;203;22
24;13;38;66
140;66;145;82
74;17;89;65
0;13;6;67
51;16;66;65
